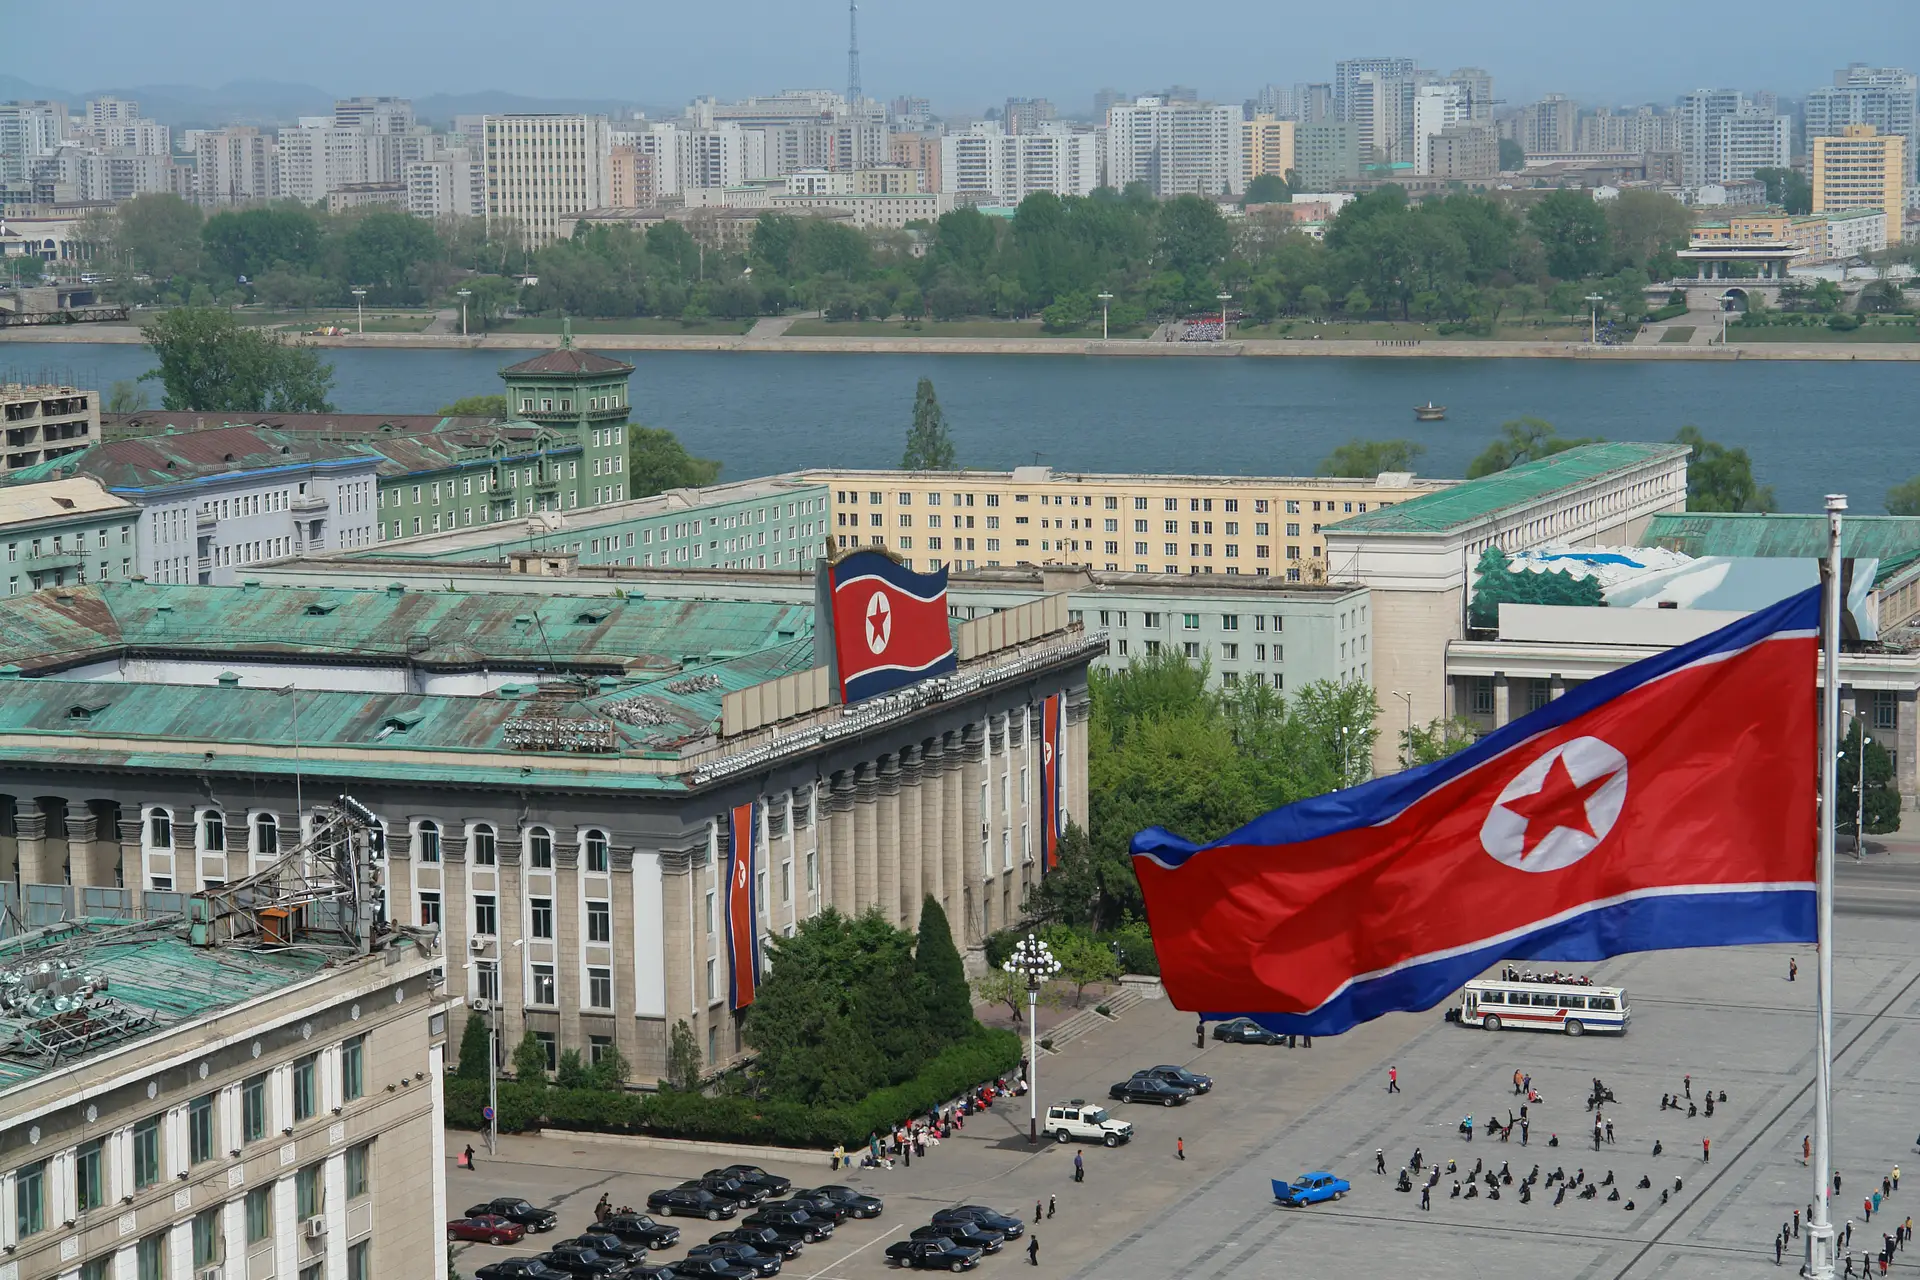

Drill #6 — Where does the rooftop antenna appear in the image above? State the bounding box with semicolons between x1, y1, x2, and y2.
846;0;862;109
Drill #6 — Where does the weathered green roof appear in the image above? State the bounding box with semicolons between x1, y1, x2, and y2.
2;425;381;491
1642;512;1920;585
1327;443;1690;536
0;922;330;1093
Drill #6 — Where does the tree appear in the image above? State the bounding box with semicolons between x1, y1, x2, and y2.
1675;425;1776;513
555;1049;591;1090
1023;820;1136;931
664;1018;703;1091
587;1045;630;1091
105;380;149;414
1886;475;1920;516
1498;138;1526;171
511;1030;549;1083
1755;167;1813;216
1528;190;1611;280
1244;173;1291;205
439;394;509;418
1401;716;1480;767
1157;194;1232;282
1466;417;1601;479
111;193;206;281
627;426;722;498
1838;719;1900;837
455;1012;492;1081
902;377;957;470
1606;189;1691;272
1044;926;1120;1006
139;307;335;412
970;966;1041;1025
1318;439;1425;478
915;897;975;1045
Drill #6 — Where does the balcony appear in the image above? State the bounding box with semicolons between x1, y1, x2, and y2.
196;507;216;528
290;494;328;513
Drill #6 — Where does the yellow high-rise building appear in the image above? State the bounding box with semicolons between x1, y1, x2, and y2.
1242;114;1297;192
1812;123;1905;245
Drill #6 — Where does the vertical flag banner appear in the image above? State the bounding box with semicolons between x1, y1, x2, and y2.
1041;692;1063;869
1132;586;1820;1037
726;801;761;1009
826;549;957;703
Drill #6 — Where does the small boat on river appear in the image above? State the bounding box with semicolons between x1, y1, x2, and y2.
1414;402;1447;421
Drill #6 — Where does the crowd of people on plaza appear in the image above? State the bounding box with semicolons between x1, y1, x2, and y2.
829;1069;1029;1173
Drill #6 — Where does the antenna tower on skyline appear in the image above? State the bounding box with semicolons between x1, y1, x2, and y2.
846;0;862;108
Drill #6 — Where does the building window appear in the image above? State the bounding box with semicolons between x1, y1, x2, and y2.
255;812;278;854
190;1092;216;1161
134;1114;161;1187
417;820;440;863
201;810;225;851
349;1241;372;1280
531;963;556;1005
587;900;612;943
1873;690;1898;731
193;1206;222;1267
534;1031;558;1071
706;957;718;1002
476;960;499;1004
705;889;716;935
15;1158;45;1237
346;1142;371;1199
247;1185;273;1243
76;1139;104;1212
1472;677;1495;716
473;894;498;936
588;966;613;1009
589;1035;616;1065
293;1055;318;1123
530;896;553;939
419;891;441;929
296;1162;323;1220
138;1232;166;1280
472;823;496;865
243;1074;267;1142
342;1034;365;1102
584;828;609;872
527;827;553;868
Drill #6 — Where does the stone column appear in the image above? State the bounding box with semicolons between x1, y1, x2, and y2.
828;771;856;912
67;804;111;889
853;762;878;914
1549;674;1565;702
875;755;902;927
1900;691;1918;809
959;722;987;942
14;798;50;887
659;831;701;1067
898;747;925;925
940;731;965;933
553;834;582;1059
222;813;249;884
920;739;945;914
1065;687;1093;834
1493;674;1510;727
116;810;142;891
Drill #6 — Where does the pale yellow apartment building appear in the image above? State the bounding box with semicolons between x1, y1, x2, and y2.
1812;123;1906;244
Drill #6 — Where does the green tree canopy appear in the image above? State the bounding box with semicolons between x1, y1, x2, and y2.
1466;417;1602;479
627;426;722;498
511;1030;549;1082
902;376;957;469
439;394;509;418
455;1012;492;1081
139;307;335;412
1838;719;1900;836
1606;189;1691;269
1675;425;1776;512
1497;138;1526;171
1755;167;1814;216
1244;173;1291;205
914;897;975;1045
1885;475;1920;516
105;380;149;414
1318;438;1426;477
202;204;324;282
1528;190;1612;280
664;1018;702;1091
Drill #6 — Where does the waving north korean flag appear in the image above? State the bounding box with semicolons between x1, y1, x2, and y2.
1132;586;1820;1036
828;550;958;703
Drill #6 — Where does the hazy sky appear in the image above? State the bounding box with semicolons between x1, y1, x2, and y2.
12;0;1918;113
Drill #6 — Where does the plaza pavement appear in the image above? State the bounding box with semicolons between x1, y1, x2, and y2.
450;917;1920;1279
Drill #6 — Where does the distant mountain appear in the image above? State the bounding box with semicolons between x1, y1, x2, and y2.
0;74;673;129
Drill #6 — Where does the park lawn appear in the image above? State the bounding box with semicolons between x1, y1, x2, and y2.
1660;327;1697;343
784;318;1052;338
1730;324;1920;344
492;317;755;336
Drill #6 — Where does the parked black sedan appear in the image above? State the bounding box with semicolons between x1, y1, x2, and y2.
1109;1075;1192;1106
687;1241;783;1276
467;1198;560;1233
808;1185;884;1219
910;1223;1005;1254
537;1243;631;1277
600;1214;680;1251
668;1256;755;1280
647;1187;738;1221
682;1176;767;1208
709;1226;804;1259
567;1232;646;1265
1212;1017;1284;1045
930;1206;1025;1239
743;1205;834;1242
778;1191;849;1224
476;1260;568;1280
1131;1065;1213;1094
886;1238;983;1271
716;1165;792;1197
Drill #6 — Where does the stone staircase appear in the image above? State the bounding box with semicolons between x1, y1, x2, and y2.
1041;983;1146;1052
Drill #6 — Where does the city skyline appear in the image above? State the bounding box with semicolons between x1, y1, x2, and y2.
7;0;1917;117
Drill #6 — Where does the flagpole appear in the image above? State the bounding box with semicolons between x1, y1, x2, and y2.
1808;493;1845;1280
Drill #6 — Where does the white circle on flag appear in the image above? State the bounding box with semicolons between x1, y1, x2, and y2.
865;590;892;654
1479;735;1629;873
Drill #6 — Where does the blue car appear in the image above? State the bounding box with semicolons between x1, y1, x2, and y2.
1272;1172;1350;1207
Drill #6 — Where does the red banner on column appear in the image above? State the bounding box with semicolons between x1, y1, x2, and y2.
1041;694;1063;870
726;802;761;1008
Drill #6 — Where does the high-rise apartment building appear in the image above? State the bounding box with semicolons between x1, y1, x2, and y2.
1413;84;1471;174
887;132;943;195
942;123;1097;203
1334;58;1415;164
406;150;485;219
1711;112;1790;183
1676;88;1745;186
608;144;657;207
1104;98;1244;196
276;125;378;204
1813;123;1906;244
481;114;613;247
1292;121;1363;188
1519;94;1579;156
1578;106;1681;155
1242;115;1297;189
1427;123;1498;180
1806;66;1918;181
0;100;67;184
682;123;771;190
1004;98;1057;134
1443;68;1495;123
194;126;275;206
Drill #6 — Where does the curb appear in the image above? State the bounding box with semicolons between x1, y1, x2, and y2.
537;1128;836;1166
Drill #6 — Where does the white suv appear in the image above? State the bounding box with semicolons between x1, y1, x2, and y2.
1044;1100;1133;1147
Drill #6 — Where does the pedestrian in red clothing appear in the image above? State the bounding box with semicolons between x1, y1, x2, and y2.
1388;1066;1400;1094
1704;1137;1711;1162
1177;1136;1185;1161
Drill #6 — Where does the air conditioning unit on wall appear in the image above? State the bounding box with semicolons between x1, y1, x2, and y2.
304;1215;329;1239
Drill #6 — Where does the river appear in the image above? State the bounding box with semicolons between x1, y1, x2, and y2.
3;342;1908;513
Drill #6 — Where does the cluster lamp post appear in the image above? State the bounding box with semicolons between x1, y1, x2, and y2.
1006;934;1060;1144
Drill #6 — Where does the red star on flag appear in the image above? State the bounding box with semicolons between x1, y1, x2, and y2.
1502;753;1617;858
867;596;890;648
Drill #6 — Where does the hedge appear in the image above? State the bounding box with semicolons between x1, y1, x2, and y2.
1646;302;1689;323
445;1026;1021;1148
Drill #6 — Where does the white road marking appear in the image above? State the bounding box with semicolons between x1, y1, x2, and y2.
801;1222;907;1280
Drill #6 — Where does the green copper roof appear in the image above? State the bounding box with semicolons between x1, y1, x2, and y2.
1642;512;1920;584
1327;443;1690;536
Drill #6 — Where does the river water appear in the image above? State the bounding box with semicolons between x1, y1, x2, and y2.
4;342;1909;513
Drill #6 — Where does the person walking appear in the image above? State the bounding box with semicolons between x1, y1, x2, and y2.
1521;1119;1530;1146
1047;1195;1056;1219
832;1143;844;1172
1035;1200;1043;1224
1895;1166;1902;1191
462;1143;476;1171
1074;1150;1084;1183
1196;1019;1205;1049
1684;1075;1692;1099
1179;1137;1187;1162
1806;1137;1813;1166
1791;957;1799;981
1702;1136;1711;1162
1776;1233;1784;1266
1514;1069;1524;1096
1028;1236;1040;1267
1421;1182;1431;1211
1388;1066;1400;1094
1375;1149;1386;1175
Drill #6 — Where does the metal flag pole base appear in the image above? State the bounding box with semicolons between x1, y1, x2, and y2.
1803;1220;1835;1278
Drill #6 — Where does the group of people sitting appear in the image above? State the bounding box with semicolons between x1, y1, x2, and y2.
833;1073;1029;1172
1499;967;1597;986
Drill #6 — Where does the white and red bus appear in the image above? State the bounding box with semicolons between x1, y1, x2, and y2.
1459;977;1630;1036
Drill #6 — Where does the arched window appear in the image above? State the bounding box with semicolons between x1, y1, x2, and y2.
527;827;553;869
202;810;225;852
255;813;279;855
417;820;441;863
472;824;497;866
148;807;174;848
584;829;609;873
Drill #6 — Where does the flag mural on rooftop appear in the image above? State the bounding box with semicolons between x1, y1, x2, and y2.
1132;587;1820;1037
825;549;957;704
726;801;762;1009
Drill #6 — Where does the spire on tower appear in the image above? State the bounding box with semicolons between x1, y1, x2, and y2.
846;0;862;109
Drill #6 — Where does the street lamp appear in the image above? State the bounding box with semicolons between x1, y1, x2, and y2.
1584;293;1605;345
1097;291;1114;341
1838;732;1872;861
456;288;471;337
1718;290;1739;346
351;287;367;335
1216;291;1232;338
1392;690;1414;769
460;966;500;1155
1005;934;1060;1145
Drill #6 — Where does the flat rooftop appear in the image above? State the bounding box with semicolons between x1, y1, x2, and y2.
802;465;1448;492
